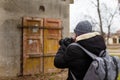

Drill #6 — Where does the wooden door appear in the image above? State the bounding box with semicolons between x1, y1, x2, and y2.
43;18;62;73
23;17;43;75
22;17;62;75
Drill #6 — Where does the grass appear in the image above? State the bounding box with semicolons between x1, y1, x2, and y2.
118;75;120;80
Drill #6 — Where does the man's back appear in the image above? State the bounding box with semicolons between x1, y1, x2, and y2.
54;20;106;80
54;33;106;80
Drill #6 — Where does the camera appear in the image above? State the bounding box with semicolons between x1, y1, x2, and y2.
59;37;75;47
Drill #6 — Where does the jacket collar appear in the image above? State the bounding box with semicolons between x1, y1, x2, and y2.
76;32;100;42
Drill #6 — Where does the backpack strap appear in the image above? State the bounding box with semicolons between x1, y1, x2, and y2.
70;71;77;80
112;56;119;80
69;43;108;80
103;59;108;80
70;43;97;60
69;43;98;80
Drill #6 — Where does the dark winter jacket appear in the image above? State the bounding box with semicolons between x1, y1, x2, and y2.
54;32;106;80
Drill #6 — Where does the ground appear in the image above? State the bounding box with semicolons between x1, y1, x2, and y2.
0;70;68;80
1;45;120;80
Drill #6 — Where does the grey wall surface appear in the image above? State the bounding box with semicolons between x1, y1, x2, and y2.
0;0;70;76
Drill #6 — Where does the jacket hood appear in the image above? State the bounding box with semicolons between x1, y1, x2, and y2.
75;32;100;42
76;32;106;56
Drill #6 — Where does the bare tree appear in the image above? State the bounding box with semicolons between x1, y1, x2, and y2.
84;0;119;44
96;0;104;36
105;4;119;44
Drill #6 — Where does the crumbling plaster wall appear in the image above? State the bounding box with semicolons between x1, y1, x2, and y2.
0;0;70;76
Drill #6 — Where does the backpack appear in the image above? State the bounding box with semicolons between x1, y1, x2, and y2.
70;43;120;80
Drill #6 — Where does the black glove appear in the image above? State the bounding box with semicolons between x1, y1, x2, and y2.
59;37;74;47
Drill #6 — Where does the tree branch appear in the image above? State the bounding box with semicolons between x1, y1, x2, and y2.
96;0;104;36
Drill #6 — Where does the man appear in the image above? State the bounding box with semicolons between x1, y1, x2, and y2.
54;20;106;80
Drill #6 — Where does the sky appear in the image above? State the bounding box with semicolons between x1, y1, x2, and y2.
70;0;120;33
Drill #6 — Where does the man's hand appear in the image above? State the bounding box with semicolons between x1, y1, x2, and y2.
59;37;74;47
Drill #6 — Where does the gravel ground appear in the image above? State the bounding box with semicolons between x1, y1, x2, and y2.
0;70;68;80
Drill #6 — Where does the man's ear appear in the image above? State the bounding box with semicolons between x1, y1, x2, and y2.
72;33;77;42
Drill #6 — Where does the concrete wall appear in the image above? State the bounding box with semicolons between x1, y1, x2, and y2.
0;0;70;76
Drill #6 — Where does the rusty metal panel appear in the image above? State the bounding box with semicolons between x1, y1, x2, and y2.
23;17;44;75
43;18;62;73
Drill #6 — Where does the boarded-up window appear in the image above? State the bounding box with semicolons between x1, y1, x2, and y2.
113;38;117;44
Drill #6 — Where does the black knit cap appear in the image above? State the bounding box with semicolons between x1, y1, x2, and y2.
74;20;92;36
